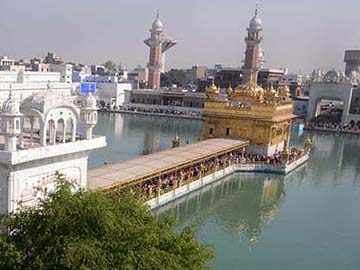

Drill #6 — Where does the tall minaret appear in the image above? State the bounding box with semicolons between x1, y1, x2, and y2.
144;11;177;89
242;8;263;84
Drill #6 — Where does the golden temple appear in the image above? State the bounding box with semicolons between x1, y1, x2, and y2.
202;10;295;155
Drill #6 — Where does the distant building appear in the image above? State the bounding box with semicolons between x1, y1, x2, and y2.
0;56;16;68
90;65;106;76
197;68;242;92
97;82;132;108
50;63;73;83
124;88;204;112
85;75;118;83
307;69;359;124
257;68;284;88
197;68;285;92
72;65;92;83
128;66;148;88
43;52;63;65
31;62;50;72
0;56;25;72
186;65;208;83
344;50;360;77
280;72;312;97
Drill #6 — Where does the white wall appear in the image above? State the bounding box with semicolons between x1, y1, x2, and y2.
307;82;353;123
18;71;61;83
0;71;19;82
97;82;132;107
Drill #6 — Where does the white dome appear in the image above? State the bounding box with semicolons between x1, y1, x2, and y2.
249;16;262;31
81;92;97;109
2;93;21;115
21;90;71;115
323;69;341;83
152;14;163;32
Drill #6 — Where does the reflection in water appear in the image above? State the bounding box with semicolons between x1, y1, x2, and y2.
306;132;360;186
154;173;290;244
113;113;124;137
143;129;161;155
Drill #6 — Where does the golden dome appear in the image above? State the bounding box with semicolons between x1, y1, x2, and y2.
229;81;265;102
235;81;264;93
227;84;234;95
205;80;220;96
264;85;279;102
278;85;291;100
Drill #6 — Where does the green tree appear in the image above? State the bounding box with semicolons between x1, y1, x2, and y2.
104;60;117;74
0;173;213;270
161;69;189;87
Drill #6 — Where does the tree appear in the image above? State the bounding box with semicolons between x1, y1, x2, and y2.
161;69;189;87
103;60;117;75
0;173;213;270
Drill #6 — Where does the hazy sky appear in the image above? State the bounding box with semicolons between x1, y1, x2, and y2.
1;0;359;73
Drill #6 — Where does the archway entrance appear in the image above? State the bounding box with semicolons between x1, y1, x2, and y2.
311;97;344;128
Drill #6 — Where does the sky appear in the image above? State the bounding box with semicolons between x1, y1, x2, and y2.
0;0;359;74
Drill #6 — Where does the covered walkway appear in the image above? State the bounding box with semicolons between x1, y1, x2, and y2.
87;138;249;191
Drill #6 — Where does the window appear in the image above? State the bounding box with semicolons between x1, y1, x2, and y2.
226;128;230;136
209;128;214;135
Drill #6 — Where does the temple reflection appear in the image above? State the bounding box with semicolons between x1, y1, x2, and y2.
154;172;299;244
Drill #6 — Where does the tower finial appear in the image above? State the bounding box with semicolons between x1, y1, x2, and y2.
255;3;259;16
156;8;160;19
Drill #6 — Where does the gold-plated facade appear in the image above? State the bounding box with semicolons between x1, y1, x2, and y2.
202;83;295;155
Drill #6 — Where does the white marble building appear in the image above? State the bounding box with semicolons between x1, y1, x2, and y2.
0;88;106;213
0;70;74;107
307;69;360;123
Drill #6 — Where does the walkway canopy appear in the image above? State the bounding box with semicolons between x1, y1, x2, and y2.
88;138;249;190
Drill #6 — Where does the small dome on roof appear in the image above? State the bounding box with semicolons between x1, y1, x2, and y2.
81;92;97;109
2;92;21;115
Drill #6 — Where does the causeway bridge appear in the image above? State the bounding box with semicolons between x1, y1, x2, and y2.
87;138;309;209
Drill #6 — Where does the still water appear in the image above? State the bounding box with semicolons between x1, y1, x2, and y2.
92;113;360;270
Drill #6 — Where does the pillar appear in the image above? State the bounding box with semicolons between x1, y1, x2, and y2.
62;122;67;143
19;117;25;148
84;126;93;140
71;120;76;142
40;123;46;146
30;117;34;146
5;136;17;152
51;123;57;145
